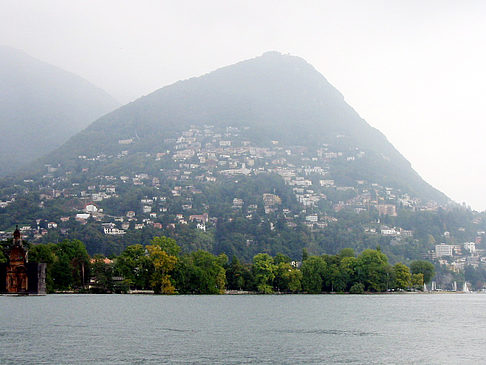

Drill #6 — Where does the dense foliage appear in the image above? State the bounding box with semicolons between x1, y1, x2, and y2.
2;175;483;264
2;236;430;294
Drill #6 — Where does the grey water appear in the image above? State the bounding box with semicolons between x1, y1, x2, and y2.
1;294;485;364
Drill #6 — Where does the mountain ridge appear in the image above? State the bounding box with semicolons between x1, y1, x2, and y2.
42;51;446;203
0;45;119;176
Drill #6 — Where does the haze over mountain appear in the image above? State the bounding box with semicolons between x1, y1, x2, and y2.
3;51;477;261
48;51;446;203
0;46;118;176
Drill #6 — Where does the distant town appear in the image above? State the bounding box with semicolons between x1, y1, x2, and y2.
1;124;485;290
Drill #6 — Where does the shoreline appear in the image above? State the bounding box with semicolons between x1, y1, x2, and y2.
1;290;476;296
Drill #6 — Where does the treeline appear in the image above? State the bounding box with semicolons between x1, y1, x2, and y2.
1;237;435;294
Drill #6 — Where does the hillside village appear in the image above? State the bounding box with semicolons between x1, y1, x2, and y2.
1;124;486;273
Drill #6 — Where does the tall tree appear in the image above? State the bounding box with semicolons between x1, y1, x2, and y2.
146;236;181;294
150;236;181;256
339;256;358;291
225;256;253;291
301;256;327;293
147;244;178;294
411;273;424;290
274;262;302;292
410;260;435;284
114;244;152;290
393;262;411;290
356;249;390;292
177;251;227;294
52;239;90;290
252;253;275;293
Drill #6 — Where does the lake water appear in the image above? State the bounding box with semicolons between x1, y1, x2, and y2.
1;294;485;364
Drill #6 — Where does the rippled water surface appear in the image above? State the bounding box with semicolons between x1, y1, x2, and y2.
1;294;486;364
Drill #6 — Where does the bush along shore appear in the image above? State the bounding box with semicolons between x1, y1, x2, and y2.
1;236;434;294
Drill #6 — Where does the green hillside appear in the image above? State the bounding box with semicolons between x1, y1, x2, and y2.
2;52;471;263
43;51;445;203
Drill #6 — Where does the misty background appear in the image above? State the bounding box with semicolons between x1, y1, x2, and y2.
1;0;485;210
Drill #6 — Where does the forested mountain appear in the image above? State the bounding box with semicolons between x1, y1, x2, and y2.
0;46;118;176
43;51;444;203
5;52;480;266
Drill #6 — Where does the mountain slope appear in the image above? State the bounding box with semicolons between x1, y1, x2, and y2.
46;51;446;203
0;46;119;176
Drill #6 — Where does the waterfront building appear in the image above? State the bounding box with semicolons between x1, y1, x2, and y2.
0;226;46;294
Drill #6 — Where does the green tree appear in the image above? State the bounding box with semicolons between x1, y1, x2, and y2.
43;239;89;291
339;248;355;258
274;262;302;292
339;256;358;291
410;260;435;284
349;282;364;294
28;243;56;292
356;249;390;292
172;254;197;293
225;256;253;291
147;245;178;294
326;263;346;292
114;244;153;290
301;256;327;293
287;266;303;293
90;255;114;293
392;262;411;290
150;236;181;256
274;253;291;265
146;238;181;294
252;253;275;293
175;251;226;294
411;273;424;290
54;239;90;289
51;254;73;290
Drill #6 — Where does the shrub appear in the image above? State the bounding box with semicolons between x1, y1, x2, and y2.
349;282;365;294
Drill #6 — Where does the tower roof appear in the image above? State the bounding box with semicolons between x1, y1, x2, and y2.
13;225;21;240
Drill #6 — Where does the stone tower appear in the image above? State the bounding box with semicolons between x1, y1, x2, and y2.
0;226;46;295
6;226;28;293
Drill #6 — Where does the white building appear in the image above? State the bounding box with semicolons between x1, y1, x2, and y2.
305;215;318;223
75;213;90;221
84;204;98;213
104;227;125;235
381;228;399;236
464;242;476;254
435;244;453;258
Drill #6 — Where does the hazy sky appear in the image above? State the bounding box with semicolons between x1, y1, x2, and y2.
1;0;486;210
